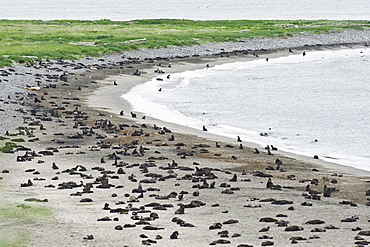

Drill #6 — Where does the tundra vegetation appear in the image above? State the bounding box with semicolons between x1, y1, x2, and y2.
0;19;369;66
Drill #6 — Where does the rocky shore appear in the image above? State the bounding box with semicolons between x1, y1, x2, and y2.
1;29;370;247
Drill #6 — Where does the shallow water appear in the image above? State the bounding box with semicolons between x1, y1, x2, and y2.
1;0;370;20
123;48;370;172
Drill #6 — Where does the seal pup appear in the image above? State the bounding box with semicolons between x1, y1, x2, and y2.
202;126;208;131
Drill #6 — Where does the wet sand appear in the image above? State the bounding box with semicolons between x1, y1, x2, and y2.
1;39;370;247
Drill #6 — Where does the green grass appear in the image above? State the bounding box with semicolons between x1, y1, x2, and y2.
0;230;28;247
0;142;17;153
0;203;51;222
0;19;370;66
0;202;52;246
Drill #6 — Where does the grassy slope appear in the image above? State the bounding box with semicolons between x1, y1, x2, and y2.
0;19;369;66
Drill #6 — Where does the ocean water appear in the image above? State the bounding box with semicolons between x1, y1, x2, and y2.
1;0;370;20
122;48;370;171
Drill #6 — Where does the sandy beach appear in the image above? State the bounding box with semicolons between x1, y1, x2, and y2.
1;30;370;247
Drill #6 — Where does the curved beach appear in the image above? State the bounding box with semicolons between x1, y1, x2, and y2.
1;29;370;246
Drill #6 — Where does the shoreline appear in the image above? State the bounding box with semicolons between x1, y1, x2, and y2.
1;30;370;246
88;45;370;177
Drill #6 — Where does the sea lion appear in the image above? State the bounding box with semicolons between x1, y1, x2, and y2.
175;205;184;214
170;231;179;239
259;226;270;232
229;174;237;182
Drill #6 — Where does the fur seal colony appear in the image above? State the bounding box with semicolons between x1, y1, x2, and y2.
1;30;370;246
